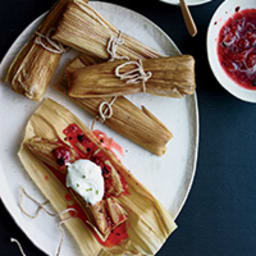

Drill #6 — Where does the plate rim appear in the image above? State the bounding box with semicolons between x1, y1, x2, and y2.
0;1;199;255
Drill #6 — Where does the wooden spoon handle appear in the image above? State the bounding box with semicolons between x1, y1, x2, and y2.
179;0;197;37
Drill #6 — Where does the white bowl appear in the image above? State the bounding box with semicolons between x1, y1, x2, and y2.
160;0;212;7
207;0;256;103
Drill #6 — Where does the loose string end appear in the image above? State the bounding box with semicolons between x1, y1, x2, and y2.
10;238;26;256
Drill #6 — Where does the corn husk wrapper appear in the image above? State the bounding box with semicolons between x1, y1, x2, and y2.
58;55;173;156
52;0;161;60
68;55;195;98
4;0;87;101
18;98;177;255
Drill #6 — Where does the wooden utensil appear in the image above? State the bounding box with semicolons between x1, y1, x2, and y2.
179;0;198;37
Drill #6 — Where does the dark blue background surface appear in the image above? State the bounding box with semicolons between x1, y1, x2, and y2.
1;0;256;255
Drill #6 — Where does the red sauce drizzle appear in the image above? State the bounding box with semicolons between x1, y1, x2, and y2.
67;203;87;223
98;222;128;247
47;123;128;247
44;176;49;181
63;124;98;159
218;9;256;89
46;164;66;185
65;193;72;201
93;130;124;157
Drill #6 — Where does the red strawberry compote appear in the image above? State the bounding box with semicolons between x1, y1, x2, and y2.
218;9;256;89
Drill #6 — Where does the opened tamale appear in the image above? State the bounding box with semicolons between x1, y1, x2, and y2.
58;55;173;156
52;0;161;60
18;98;177;255
4;0;87;101
25;136;128;241
68;55;196;98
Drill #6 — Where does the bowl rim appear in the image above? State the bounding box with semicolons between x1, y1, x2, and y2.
159;0;212;7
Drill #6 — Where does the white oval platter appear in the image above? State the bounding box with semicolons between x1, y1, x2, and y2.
0;1;199;255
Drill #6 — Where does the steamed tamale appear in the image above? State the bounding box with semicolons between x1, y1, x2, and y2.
58;55;173;156
53;0;161;60
68;55;196;98
4;0;87;101
18;98;177;255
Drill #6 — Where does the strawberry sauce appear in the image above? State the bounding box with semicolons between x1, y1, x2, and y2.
93;130;124;157
218;9;256;89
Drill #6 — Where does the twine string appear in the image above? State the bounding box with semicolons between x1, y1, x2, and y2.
18;187;55;218
55;208;78;256
91;96;117;130
18;187;77;256
98;96;117;122
106;32;129;62
35;28;66;54
115;59;152;93
10;238;26;256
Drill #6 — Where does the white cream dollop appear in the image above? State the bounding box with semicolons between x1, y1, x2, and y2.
66;159;104;205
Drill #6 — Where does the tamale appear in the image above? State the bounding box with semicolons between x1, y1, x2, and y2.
4;0;87;101
68;55;196;98
25;136;128;241
52;0;161;60
18;98;177;255
58;55;173;156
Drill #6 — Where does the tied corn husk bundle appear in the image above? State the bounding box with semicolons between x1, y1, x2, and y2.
4;0;87;101
58;55;173;156
18;98;177;255
52;0;161;60
68;55;196;98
